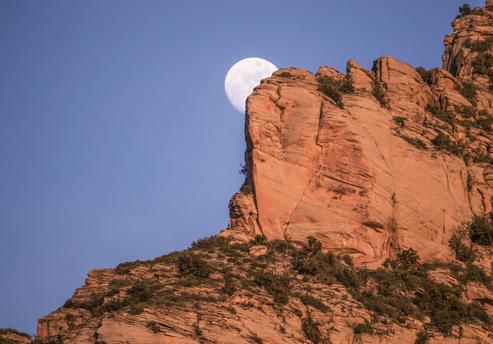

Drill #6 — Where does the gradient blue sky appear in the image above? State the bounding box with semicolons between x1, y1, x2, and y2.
0;0;484;334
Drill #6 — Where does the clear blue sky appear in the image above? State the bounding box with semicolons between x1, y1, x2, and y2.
0;0;484;334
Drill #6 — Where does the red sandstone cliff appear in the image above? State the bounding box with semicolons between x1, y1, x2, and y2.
26;1;493;343
227;5;493;268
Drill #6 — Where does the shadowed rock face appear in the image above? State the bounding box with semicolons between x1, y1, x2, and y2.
31;2;493;344
227;8;493;267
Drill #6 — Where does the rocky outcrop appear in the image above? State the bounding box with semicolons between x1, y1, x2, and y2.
226;5;493;267
33;1;493;344
34;236;493;344
0;329;32;344
34;230;493;344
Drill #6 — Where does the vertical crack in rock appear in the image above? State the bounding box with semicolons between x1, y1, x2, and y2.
93;319;102;344
442;209;446;245
283;99;325;240
275;85;285;155
283;170;319;241
478;188;487;212
387;119;400;258
439;156;463;210
465;169;474;214
315;100;325;149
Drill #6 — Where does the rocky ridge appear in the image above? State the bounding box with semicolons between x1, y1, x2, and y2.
10;1;493;343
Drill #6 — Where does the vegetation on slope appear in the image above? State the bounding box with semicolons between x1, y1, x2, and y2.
0;329;31;344
55;215;493;343
317;76;353;108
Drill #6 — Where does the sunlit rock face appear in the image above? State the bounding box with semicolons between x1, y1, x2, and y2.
227;7;493;267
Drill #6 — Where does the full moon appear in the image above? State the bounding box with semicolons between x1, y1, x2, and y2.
225;57;278;113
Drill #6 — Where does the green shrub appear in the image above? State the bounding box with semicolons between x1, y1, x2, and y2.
384;248;419;270
305;236;323;255
431;132;461;155
352;321;373;334
413;280;488;333
239;162;248;176
357;247;491;332
191;235;231;251
426;105;455;124
253;272;291;304
127;280;153;303
248;333;263;343
393;116;407;128
292;239;361;290
268;239;295;254
477;117;493;132
292;250;334;279
299;294;330;312
115;260;147;275
460;263;492;287
339;78;355;93
484;73;493;93
470;37;493;52
128;303;144;314
416;67;433;85
356;291;415;321
456;105;476;117
362;220;385;229
468;213;493;246
74;294;104;314
62;299;74;308
109;279;131;288
152;250;186;265
240;182;253;195
399;135;427;150
372;82;388;107
302;315;322;344
334;267;360;290
414;331;429;344
318;76;353;108
456;81;477;104
100;299;128;313
457;3;472;18
318;77;343;108
177;253;213;278
341;254;354;267
472;53;493;75
449;230;476;263
467;301;492;325
146;321;160;333
251;234;266;245
222;272;236;296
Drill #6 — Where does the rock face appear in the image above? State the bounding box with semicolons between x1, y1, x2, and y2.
227;8;493;268
32;2;493;344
